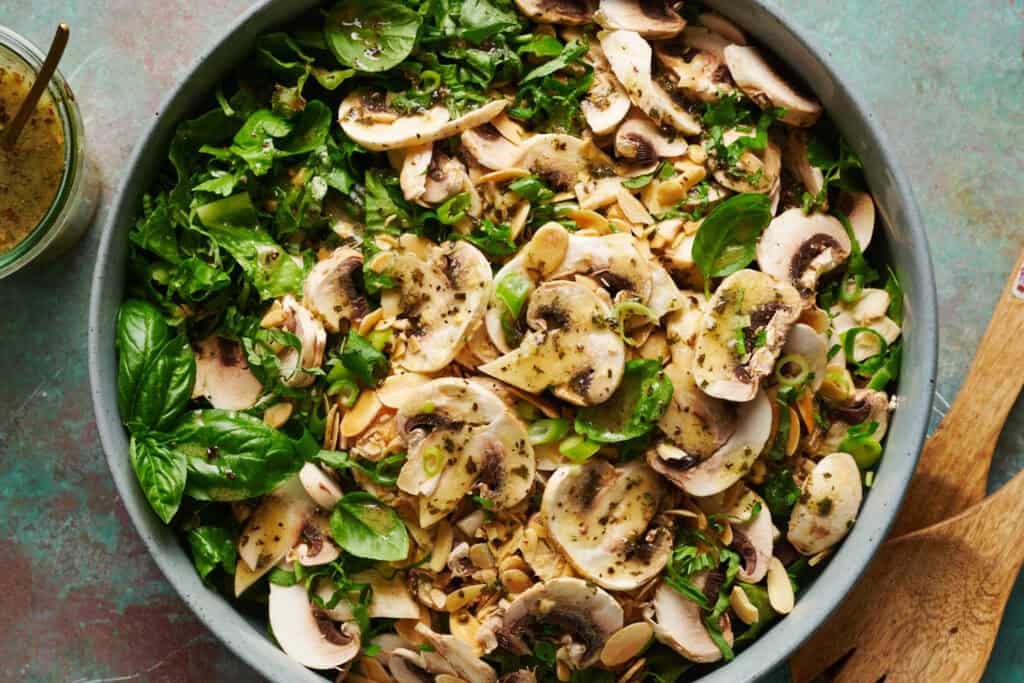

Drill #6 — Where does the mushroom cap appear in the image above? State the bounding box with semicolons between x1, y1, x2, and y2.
723;45;822;127
692;269;803;402
237;476;315;575
595;0;686;39
710;128;781;195
399;143;433;201
756;209;852;298
478;280;626;406
646;579;733;663
782;323;829;391
657;353;738;460
513;134;618;193
339;91;507;151
599;30;702;136
649;390;773;497
837;190;876;250
655;32;736;103
815;387;891;455
513;0;596;25
268;583;361;669
551;231;654;302
787;452;864;555
700;485;773;583
390;238;493;373
542;460;673;591
461;125;522;171
191;336;263;410
394;378;535;527
614;113;689;164
299;462;344;510
581;40;632;136
498;577;624;668
421;151;471;205
697;13;747;46
302;247;367;333
415;624;498;683
278;295;327;388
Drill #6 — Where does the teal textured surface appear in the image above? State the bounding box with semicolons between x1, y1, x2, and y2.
0;1;1020;681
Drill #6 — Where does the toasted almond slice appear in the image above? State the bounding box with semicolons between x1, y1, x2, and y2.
617;657;646;683
261;301;287;328
556;660;571;682
730;585;760;625
500;568;533;595
430;521;454;574
719;520;734;546
600;621;653;667
341;391;383;438
263;402;293;429
808;548;832;567
445;584;487;612
767;556;795;615
476;168;531;185
358;308;384;337
359;656;391;683
786;405;801;456
378;372;433;408
469;542;495;569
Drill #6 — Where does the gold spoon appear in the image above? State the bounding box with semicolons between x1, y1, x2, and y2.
2;23;69;151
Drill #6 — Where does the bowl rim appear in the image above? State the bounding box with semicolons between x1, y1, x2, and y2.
88;1;938;681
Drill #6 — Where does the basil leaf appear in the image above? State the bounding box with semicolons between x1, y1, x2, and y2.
187;526;237;579
228;109;292;175
130;435;186;524
329;492;409;561
324;0;422;73
278;100;332;156
116;299;171;420
460;0;520;43
177;410;306;501
341;329;388;387
131;334;197;432
692;193;772;279
199;220;305;299
575;359;674;443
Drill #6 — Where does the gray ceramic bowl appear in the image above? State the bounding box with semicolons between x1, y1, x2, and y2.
88;1;938;681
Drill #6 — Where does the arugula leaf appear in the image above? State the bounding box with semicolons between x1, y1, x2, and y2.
130;435;187;524
364;169;412;236
324;0;422;72
575;359;673;443
692;193;773;280
522;37;587;82
518;34;564;58
130;195;182;264
188;526;237;579
229;109;293;175
329;492;409;561
176;410;307;501
452;219;517;258
278;100;332;156
169;108;238;190
341;329;388;387
198;218;305;299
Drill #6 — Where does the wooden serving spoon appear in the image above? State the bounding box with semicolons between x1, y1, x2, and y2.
789;245;1024;683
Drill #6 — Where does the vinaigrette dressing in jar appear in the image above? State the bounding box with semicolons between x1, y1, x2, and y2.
0;27;98;279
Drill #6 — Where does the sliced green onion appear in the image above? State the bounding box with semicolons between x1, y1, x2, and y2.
421;400;435;414
842;327;888;361
839;272;864;304
840;435;883;470
417;70;441;94
368;328;393;352
614;301;658;346
559;434;601;463
822;367;853;402
775;354;810;387
867;367;893;391
528;418;571;445
326;362;354;384
422;446;444;477
496;272;533;347
328;379;360;408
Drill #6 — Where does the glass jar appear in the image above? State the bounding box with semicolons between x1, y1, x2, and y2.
0;26;99;279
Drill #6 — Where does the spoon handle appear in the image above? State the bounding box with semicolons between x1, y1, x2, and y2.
890;245;1024;537
2;24;69;150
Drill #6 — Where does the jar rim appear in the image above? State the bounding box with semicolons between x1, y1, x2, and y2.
0;26;86;278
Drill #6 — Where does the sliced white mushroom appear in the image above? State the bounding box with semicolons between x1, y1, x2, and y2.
415;624;498;683
394;378;535;528
600;30;702;136
461;125;522;171
700;485;773;583
299;463;343;509
646;261;684;319
659;233;705;290
269;582;360;669
514;134;618;193
692;269;803;402
582;41;632;135
499;577;624;669
289;514;341;567
646;579;733;663
514;0;595;24
655;29;737;103
303;247;368;333
400;143;433;201
781;323;829;391
351;570;422;619
782;129;824;200
278;295;327;388
756;209;851;300
723;45;822;127
551;231;654;302
191;336;263;410
339;91;507;151
614;112;689;163
650;390;772;496
787;452;864;555
595;0;686;39
479;280;626;406
237;477;314;575
710;128;781;195
837;190;876;249
813;388;891;456
830;288;901;363
385;236;492;373
698;12;747;45
656;352;738;461
422;151;471;205
542;460;673;591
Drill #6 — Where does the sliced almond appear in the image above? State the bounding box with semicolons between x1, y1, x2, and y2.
600;621;654;667
617;657;646;683
767;556;795;615
786;405;801;456
430;521;454;574
719;519;734;546
469;542;495;569
260;301;287;328
341;391;383;438
616;186;654;225
448;610;484;656
730;585;760;625
476;168;531;185
445;584;487;612
263;402;293;429
808;548;832;567
357;308;384;337
358;656;391;683
556;660;571;682
378;372;433;408
500;568;533;595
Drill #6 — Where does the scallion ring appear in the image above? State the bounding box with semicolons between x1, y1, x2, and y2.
422;446;444;478
842;327;888;361
559;434;601;463
614;301;658;346
528;418;570;446
839;435;883;470
417;70;441;94
774;354;810;387
839;272;864;304
328;379;360;408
